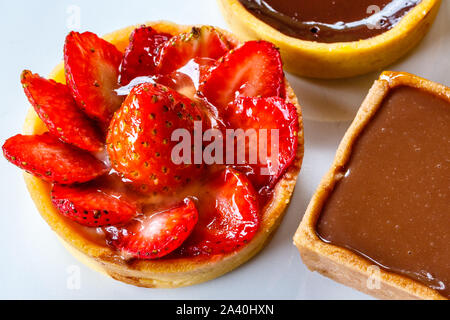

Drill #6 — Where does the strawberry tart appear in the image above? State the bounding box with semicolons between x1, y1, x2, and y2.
3;21;304;287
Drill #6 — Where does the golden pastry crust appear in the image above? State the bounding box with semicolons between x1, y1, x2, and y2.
217;0;442;79
22;21;304;288
294;71;449;300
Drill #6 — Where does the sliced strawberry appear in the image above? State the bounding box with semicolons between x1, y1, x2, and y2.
20;70;103;152
197;57;217;84
199;40;285;110
224;96;299;193
107;83;205;193
155;26;230;75
105;198;198;259
2;133;107;184
177;168;259;256
154;72;196;99
64;31;123;126
119;26;172;85
154;57;217;99
51;184;141;227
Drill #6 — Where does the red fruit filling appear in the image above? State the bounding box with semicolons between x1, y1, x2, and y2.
64;31;124;127
107;82;206;194
51;183;142;227
223;96;299;194
105;198;198;259
199;40;286;110
155;26;231;75
2;133;107;184
175;168;259;256
3;25;299;260
21;70;104;152
119;26;171;85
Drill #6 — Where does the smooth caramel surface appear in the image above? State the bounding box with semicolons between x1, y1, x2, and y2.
239;0;421;43
317;86;450;298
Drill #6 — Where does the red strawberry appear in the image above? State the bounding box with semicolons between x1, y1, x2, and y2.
154;57;217;99
20;70;103;152
51;184;141;227
107;83;205;193
2;133;107;184
155;26;230;75
154;72;196;99
224;96;299;193
64;31;123;126
197;57;217;84
199;40;285;110
105;198;198;259
119;26;172;85
177;168;259;256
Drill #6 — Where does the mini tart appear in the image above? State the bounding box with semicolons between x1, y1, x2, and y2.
217;0;442;79
22;21;304;288
294;71;449;300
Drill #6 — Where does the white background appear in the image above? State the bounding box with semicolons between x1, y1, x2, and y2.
0;0;448;299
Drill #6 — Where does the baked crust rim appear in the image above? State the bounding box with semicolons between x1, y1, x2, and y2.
217;0;442;79
22;21;305;288
294;71;449;300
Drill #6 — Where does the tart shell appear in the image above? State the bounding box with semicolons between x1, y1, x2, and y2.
22;21;304;288
293;71;449;300
217;0;442;79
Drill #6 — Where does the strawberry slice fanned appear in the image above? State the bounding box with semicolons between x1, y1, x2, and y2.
224;96;299;193
199;40;285;110
119;26;172;85
105;198;198;259
177;168;259;256
21;70;103;152
155;26;230;75
2;133;107;184
64;31;123;126
51;184;141;227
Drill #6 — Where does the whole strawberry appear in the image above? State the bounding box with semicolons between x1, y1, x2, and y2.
107;83;205;193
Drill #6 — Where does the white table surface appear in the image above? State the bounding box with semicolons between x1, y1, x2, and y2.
0;0;448;299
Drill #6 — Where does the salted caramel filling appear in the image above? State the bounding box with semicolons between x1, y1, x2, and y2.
239;0;421;43
317;86;450;298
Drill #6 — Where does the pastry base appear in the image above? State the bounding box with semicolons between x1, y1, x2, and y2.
294;71;449;300
22;21;304;288
217;0;441;79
